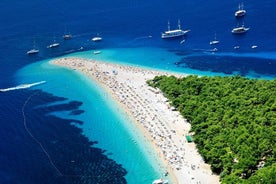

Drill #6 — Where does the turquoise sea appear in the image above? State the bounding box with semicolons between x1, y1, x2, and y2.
1;0;276;183
15;55;169;183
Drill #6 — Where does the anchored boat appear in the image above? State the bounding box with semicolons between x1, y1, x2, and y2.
232;25;249;34
161;20;190;39
235;3;246;17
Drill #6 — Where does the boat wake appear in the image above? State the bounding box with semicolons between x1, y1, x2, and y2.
0;81;46;92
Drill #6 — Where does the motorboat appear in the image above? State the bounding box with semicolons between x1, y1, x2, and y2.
235;3;246;17
92;36;102;42
232;25;249;34
161;20;190;39
93;50;101;54
251;45;258;49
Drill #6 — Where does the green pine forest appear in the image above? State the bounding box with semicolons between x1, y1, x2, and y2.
147;75;276;183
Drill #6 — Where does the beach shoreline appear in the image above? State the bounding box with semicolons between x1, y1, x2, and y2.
50;57;220;184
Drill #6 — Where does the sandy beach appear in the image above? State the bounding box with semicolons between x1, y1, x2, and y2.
51;57;220;184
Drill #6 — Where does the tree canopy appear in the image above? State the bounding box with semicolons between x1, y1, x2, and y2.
147;75;276;183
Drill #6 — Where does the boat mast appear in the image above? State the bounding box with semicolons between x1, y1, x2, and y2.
242;22;245;28
167;21;170;31
32;38;37;49
239;3;244;10
178;19;181;30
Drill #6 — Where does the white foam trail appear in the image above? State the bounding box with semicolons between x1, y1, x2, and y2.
0;81;46;92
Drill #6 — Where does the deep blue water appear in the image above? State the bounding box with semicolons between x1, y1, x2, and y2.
1;0;276;183
0;89;127;184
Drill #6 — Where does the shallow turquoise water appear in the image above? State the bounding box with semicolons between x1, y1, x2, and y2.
16;55;170;183
2;0;276;183
15;46;276;183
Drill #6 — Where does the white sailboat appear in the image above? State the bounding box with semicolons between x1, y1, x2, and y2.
232;24;250;34
92;34;103;42
63;33;72;40
63;26;72;40
27;48;39;55
26;40;39;55
47;39;60;48
209;33;219;45
48;42;60;48
235;3;246;17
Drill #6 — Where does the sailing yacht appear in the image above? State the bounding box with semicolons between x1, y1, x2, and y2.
48;42;60;48
63;33;72;40
27;49;39;55
26;40;39;55
232;24;250;34
209;33;219;45
235;3;246;17
47;39;60;48
161;20;190;39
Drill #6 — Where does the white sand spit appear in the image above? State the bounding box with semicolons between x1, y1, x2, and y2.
51;57;220;184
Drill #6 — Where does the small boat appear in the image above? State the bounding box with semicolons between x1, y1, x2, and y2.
209;33;219;45
235;3;246;17
27;40;39;55
234;45;240;49
152;178;168;184
210;40;219;45
93;50;101;54
27;49;39;55
47;42;60;48
63;34;72;40
92;36;102;42
205;48;218;53
251;45;258;49
210;48;218;52
161;20;190;39
232;25;249;34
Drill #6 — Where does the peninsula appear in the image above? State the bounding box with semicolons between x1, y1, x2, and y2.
51;57;220;184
